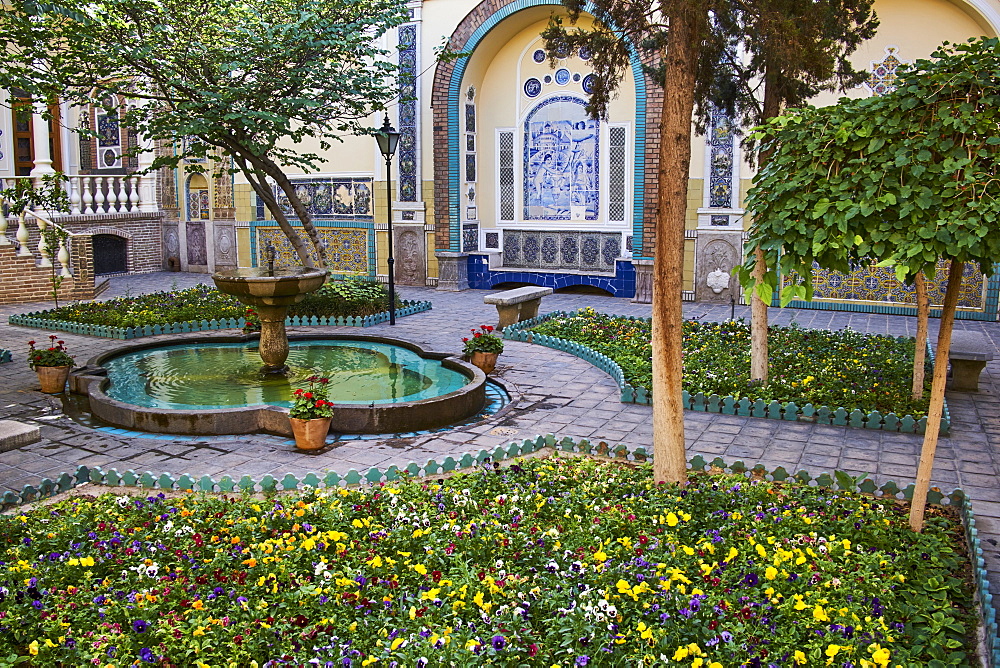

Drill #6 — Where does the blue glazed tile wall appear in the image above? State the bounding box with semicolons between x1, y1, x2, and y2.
466;254;635;298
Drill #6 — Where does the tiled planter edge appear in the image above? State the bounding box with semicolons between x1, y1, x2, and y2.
8;301;433;340
503;310;949;436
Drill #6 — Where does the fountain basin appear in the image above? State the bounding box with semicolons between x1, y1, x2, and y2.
211;267;328;307
72;334;487;436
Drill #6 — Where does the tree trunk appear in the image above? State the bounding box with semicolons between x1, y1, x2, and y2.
651;3;706;484
749;66;783;383
232;154;317;268
749;248;768;382
911;271;928;401
908;261;963;532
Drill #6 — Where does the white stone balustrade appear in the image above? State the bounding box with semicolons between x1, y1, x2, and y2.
1;173;156;216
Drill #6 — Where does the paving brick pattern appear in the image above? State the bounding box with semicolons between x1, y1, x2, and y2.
1;272;999;609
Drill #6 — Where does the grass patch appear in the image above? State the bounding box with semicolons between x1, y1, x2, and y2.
19;278;398;329
531;308;932;418
0;457;975;665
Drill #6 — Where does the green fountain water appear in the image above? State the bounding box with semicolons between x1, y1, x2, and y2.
102;340;469;410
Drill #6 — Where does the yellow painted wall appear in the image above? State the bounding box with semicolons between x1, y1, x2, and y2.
236;227;251;267
426;232;439;279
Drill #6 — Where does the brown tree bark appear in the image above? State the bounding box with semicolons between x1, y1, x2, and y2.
909;261;963;532
651;2;707;484
749;65;783;383
911;271;928;401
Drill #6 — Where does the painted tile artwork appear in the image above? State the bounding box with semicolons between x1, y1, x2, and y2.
801;260;986;310
867;47;907;97
501;230;620;272
271;178;373;219
257;227;369;274
523;96;598;221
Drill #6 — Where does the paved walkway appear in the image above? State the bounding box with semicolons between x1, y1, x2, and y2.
1;272;999;606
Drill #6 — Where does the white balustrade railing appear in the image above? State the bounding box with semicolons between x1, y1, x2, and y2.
0;207;75;278
1;173;155;216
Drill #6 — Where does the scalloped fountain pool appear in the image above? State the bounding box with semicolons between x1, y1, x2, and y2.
77;335;487;436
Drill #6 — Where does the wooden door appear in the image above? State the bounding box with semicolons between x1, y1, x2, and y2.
9;95;63;176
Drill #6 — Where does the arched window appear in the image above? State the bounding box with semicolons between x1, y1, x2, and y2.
522;96;598;221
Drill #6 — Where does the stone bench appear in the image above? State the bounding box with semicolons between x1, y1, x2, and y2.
949;330;994;391
484;286;553;329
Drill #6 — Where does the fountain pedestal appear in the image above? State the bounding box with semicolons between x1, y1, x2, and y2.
212;267;328;374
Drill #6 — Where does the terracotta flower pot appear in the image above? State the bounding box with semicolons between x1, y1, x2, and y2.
289;416;332;450
36;365;71;394
469;351;499;375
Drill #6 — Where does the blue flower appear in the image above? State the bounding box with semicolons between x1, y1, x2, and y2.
133;619;148;633
139;647;155;663
576;656;590;666
491;635;506;650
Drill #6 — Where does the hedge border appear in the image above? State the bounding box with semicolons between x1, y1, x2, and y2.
504;310;949;436
8;300;432;340
0;438;992;666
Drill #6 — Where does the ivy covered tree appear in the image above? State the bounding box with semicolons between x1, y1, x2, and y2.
740;37;1000;530
0;0;409;268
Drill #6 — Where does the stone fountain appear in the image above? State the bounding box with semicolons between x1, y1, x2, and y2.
212;248;327;374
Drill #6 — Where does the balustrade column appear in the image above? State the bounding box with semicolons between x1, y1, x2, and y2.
28;103;56;179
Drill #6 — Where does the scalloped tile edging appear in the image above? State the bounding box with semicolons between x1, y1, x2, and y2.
0;436;993;665
503;310;949;436
8;300;432;340
0;349;11;364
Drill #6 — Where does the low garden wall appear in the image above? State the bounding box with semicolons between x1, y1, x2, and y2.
0;435;994;665
503;310;949;436
8;300;432;340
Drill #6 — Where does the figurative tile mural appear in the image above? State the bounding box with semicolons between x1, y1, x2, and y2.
501;230;620;272
867;47;908;97
796;260;986;310
269;178;373;220
523;96;599;221
398;24;418;203
97;113;120;148
708;108;735;208
188;189;210;220
256;226;369;274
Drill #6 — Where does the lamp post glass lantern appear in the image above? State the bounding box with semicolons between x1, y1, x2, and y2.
376;115;400;325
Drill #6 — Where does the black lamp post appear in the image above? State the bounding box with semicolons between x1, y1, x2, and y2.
375;115;401;325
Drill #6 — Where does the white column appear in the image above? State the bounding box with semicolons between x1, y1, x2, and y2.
29;102;55;179
136;135;158;212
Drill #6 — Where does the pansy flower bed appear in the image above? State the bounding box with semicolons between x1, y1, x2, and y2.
531;308;931;418
0;458;975;667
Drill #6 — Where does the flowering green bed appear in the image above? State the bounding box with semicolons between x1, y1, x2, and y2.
21;279;395;329
0;458;975;666
531;308;931;418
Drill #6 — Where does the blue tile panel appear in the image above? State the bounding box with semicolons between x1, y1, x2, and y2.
467;254;636;298
398;24;418;202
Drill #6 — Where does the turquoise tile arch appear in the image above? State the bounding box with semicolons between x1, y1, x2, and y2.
442;0;648;254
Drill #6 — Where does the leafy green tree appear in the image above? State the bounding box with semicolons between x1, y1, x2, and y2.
0;0;409;268
541;0;877;482
715;0;878;383
740;37;1000;530
544;0;725;484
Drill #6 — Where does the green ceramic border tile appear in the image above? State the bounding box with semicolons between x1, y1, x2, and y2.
505;311;948;435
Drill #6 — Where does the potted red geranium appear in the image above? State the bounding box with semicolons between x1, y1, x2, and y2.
27;335;75;393
288;376;334;450
462;325;504;374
